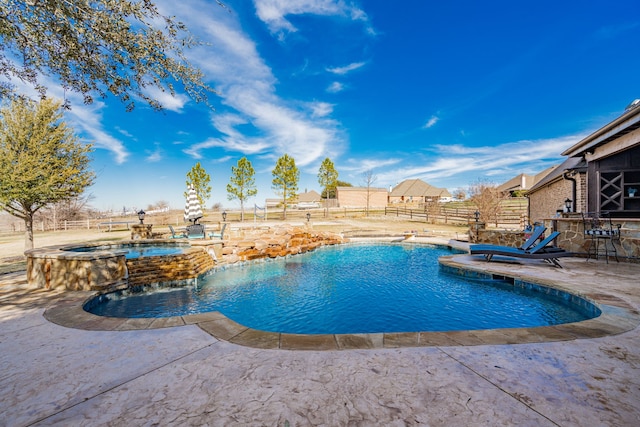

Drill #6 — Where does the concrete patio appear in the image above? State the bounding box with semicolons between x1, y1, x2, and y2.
1;246;639;426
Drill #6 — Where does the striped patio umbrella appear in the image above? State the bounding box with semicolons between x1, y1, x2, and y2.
184;185;203;223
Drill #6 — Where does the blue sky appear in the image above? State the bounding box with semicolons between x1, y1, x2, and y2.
17;0;640;211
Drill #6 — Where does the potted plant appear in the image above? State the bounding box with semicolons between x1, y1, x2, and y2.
629;187;638;197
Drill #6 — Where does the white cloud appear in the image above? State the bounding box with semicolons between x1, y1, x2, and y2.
253;0;370;37
326;81;345;93
374;134;585;187
326;62;365;75
63;100;129;164
308;101;334;117
341;157;402;175
115;127;134;139
145;143;163;162
6;73;130;164
423;115;439;129
157;0;347;167
143;87;189;113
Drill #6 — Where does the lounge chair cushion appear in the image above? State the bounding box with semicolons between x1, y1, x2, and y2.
469;232;574;267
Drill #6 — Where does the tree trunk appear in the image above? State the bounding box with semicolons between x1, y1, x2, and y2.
24;213;34;252
240;200;244;222
282;188;287;220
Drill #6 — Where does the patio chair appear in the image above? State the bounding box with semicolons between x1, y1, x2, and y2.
582;212;620;263
208;222;227;240
168;225;186;239
470;225;547;254
186;223;206;239
470;231;574;268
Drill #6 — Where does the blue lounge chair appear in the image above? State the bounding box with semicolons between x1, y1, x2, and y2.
470;231;574;268
470;225;546;253
208;223;227;240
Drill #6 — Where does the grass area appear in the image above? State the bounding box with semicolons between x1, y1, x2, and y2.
0;260;26;274
0;229;131;273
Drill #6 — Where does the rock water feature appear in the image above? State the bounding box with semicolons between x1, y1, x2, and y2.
25;225;346;292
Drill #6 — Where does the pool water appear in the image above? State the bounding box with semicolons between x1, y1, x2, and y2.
69;244;185;259
86;244;598;334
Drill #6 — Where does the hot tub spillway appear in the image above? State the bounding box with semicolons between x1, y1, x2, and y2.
125;246;215;288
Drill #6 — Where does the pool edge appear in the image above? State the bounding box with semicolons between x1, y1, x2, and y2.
42;253;640;351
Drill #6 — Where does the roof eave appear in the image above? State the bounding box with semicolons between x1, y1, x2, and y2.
562;106;640;157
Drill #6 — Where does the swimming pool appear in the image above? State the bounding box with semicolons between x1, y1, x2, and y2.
85;244;599;334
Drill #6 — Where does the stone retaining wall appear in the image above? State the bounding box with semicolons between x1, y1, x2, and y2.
475;229;526;248
220;225;346;264
25;227;347;292
471;218;640;262
551;218;640;262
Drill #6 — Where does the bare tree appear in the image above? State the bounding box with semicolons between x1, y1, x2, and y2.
362;169;377;217
453;187;466;200
468;179;509;227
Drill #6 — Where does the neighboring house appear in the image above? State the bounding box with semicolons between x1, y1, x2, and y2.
497;166;557;195
528;99;640;221
336;186;388;208
297;190;322;203
388;179;452;204
295;190;322;209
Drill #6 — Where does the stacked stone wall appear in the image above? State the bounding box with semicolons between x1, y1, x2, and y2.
476;229;526;247
552;218;640;262
26;254;127;291
126;247;215;288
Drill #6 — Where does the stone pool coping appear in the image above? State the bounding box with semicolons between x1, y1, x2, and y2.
43;244;640;351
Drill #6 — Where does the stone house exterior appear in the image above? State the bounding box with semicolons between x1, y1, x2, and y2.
529;100;640;219
335;186;388;208
525;99;640;261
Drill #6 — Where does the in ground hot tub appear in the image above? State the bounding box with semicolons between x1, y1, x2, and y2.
25;240;214;292
65;242;187;259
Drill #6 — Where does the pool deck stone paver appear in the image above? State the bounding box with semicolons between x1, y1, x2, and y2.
1;240;640;425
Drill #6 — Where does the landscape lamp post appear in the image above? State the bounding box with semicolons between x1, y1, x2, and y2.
222;211;227;222
474;210;480;223
137;209;146;224
564;198;573;213
306;212;311;222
